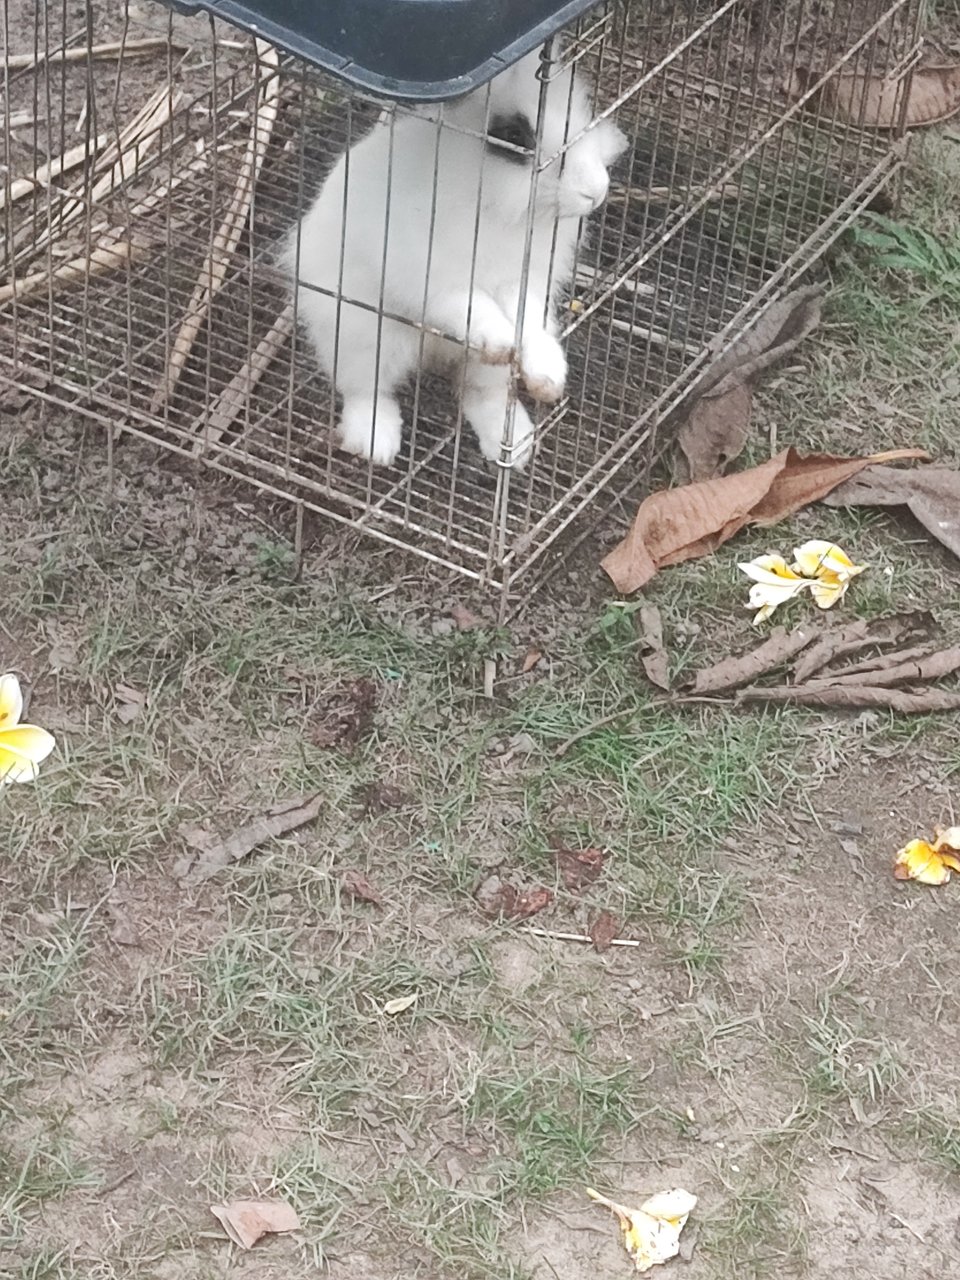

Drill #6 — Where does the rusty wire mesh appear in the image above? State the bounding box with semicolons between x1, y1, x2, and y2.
2;0;923;597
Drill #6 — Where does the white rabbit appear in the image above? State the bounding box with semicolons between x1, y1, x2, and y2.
284;47;626;468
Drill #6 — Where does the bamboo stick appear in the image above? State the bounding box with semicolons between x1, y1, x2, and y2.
151;42;281;413
0;132;109;212
6;38;182;72
193;302;294;450
0;241;143;305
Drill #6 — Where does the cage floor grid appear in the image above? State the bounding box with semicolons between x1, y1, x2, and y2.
2;22;908;587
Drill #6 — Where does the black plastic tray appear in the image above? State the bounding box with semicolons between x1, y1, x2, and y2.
162;0;599;101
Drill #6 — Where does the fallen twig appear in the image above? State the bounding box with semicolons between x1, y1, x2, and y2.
0;240;143;305
151;42;281;413
6;38;182;72
524;926;641;948
7;84;182;271
193;302;294;450
1;140;206;309
0;132;109;212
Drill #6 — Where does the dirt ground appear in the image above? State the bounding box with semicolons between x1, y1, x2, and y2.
4;4;960;1280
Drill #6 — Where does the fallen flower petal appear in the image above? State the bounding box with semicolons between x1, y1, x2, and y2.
893;838;960;886
0;674;56;785
738;554;812;624
587;1186;697;1272
382;993;419;1016
935;827;960;852
791;539;865;581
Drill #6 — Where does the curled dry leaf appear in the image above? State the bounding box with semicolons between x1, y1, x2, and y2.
522;647;544;674
686;623;816;695
601;447;926;594
737;685;960;713
340;868;385;907
791;63;960;129
791;612;935;683
588;909;621;954
637;604;671;691
210;1198;300;1250
182;793;323;883
678;285;823;482
587;1186;697;1272
823;464;960;563
894;828;960;886
552;844;607;891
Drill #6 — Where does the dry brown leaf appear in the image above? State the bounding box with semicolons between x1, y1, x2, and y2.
522;647;544;674
450;603;482;630
309;678;378;749
357;780;411;814
183;794;323;883
588;910;621;953
340;868;385;907
686;623;817;695
637;604;671;690
793;63;960;129
552;844;607;891
474;873;554;920
738;685;960;713
811;645;960;689
678;383;754;484
823;465;960;562
601;447;926;593
826;643;939;680
678;286;823;481
210;1198;300;1250
791;612;934;682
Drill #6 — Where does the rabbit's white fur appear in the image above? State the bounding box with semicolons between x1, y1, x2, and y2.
284;49;625;467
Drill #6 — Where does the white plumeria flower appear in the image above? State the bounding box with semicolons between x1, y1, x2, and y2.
0;673;56;784
737;554;813;625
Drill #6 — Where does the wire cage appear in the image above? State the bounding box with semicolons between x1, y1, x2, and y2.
2;1;923;605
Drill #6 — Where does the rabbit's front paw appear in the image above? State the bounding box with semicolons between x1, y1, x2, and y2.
469;312;517;366
339;397;403;466
521;331;566;403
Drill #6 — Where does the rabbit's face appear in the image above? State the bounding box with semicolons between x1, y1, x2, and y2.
479;53;626;222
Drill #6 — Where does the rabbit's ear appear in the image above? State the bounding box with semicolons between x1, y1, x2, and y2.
486;111;536;163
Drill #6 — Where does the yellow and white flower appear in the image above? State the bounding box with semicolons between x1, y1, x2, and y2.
739;539;867;624
792;539;867;611
737;554;813;625
894;828;960;886
587;1185;697;1273
0;673;56;785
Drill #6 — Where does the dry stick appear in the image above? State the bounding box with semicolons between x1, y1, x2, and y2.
151;42;281;414
0;242;145;305
0;132;109;212
6;38;182;71
0;142;207;309
525;926;641;949
7;85;182;271
192;302;294;451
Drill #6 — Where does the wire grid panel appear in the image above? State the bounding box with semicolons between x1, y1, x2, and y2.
1;0;922;591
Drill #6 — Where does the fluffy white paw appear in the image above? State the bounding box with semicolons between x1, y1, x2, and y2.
521;330;566;404
469;312;517;366
339;398;403;466
475;405;536;471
